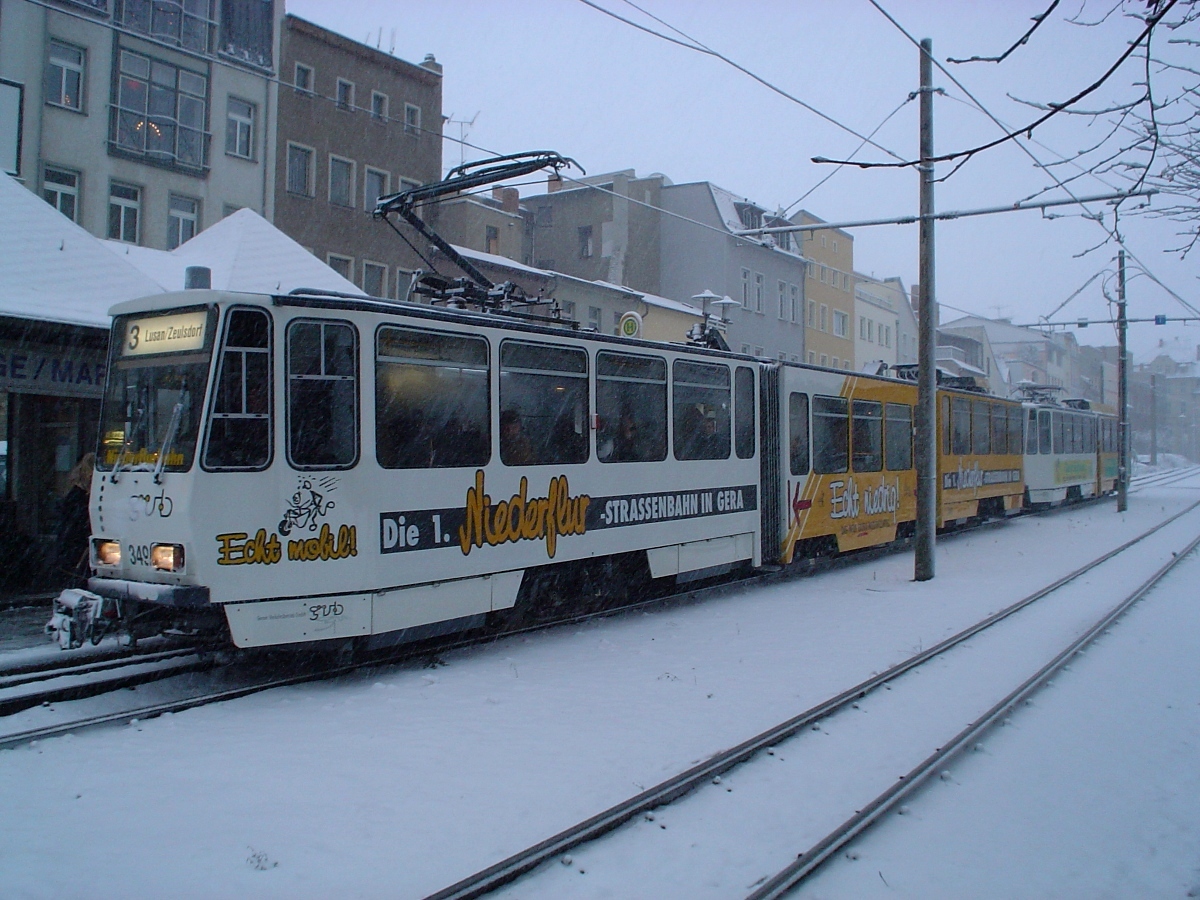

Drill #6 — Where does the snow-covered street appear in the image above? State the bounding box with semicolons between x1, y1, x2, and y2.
3;480;1200;899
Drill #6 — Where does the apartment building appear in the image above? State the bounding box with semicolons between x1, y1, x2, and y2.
274;14;442;298
1;0;278;250
520;170;807;360
854;274;917;371
791;211;855;370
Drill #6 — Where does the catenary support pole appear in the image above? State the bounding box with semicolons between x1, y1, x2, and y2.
915;38;938;581
1150;372;1157;466
1117;249;1129;513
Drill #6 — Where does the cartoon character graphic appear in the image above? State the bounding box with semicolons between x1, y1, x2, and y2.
279;476;337;535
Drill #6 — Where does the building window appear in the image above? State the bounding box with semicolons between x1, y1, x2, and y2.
578;225;593;258
294;63;313;94
371;91;387;121
820;304;828;332
116;0;216;54
107;182;140;243
399;177;420;193
832;240;838;254
404;102;421;136
806;261;815;280
807;299;815;328
167;194;198;249
741;268;751;308
832;357;839;368
820;354;828;367
286;143;313;196
327;254;352;280
112;49;207;170
882;325;891;347
364;167;388;211
336;78;354;111
563;300;576;320
778;281;787;319
588;306;602;331
43;166;79;221
485;225;499;255
362;261;387;297
329;156;354;207
820;266;828;284
791;284;800;323
225;96;253;159
754;272;764;313
808;351;815;364
833;310;848;338
45;41;84;111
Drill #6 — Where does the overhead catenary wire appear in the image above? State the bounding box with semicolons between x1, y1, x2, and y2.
862;0;1200;320
817;0;1179;171
574;0;909;163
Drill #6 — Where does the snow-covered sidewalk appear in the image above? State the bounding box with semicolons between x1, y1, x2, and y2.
1;485;1198;899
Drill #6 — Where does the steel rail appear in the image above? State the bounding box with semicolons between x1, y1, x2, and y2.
0;653;216;717
748;528;1200;899
418;499;1200;900
0;646;204;688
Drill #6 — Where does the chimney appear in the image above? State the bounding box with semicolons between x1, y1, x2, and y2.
419;53;442;75
501;187;519;213
547;173;562;193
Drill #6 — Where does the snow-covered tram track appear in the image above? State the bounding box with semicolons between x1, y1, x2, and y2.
0;648;215;717
419;499;1200;900
747;535;1200;898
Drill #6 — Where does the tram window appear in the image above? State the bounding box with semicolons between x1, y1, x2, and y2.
789;392;810;475
500;341;588;466
1068;414;1079;453
971;400;990;454
287;320;358;469
1025;409;1037;455
673;360;731;460
1084;417;1096;453
204;307;272;470
1039;410;1052;454
952;398;970;455
1008;406;1023;455
596;352;667;463
1052;412;1064;454
851;400;883;472
941;396;951;455
813;395;849;474
885;403;912;470
734;366;756;459
989;405;1006;455
375;327;489;469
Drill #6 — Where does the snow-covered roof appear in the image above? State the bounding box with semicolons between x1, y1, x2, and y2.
105;209;359;295
0;172;166;329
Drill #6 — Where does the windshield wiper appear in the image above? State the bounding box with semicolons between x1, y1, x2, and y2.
153;393;187;485
109;404;146;484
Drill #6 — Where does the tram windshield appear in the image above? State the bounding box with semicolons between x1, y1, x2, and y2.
96;307;215;473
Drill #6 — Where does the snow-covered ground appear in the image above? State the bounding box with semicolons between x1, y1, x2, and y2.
2;481;1199;900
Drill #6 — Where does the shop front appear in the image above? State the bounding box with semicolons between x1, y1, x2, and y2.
0;319;108;590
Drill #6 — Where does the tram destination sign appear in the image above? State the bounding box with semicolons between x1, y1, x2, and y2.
121;311;207;357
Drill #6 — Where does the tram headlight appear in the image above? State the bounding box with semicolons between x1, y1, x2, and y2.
151;543;186;572
93;540;121;567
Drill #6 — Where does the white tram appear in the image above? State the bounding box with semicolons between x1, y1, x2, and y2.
1020;392;1116;505
69;289;766;649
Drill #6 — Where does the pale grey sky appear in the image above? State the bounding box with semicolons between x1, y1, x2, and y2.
289;0;1198;359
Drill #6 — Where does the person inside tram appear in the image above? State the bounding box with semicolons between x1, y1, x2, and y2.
610;411;643;462
500;409;535;465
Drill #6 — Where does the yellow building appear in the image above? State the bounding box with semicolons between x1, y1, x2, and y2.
792;211;856;370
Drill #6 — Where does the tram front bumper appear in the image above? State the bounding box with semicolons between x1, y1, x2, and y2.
87;577;211;608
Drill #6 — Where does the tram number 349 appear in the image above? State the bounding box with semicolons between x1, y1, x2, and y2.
128;544;152;566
